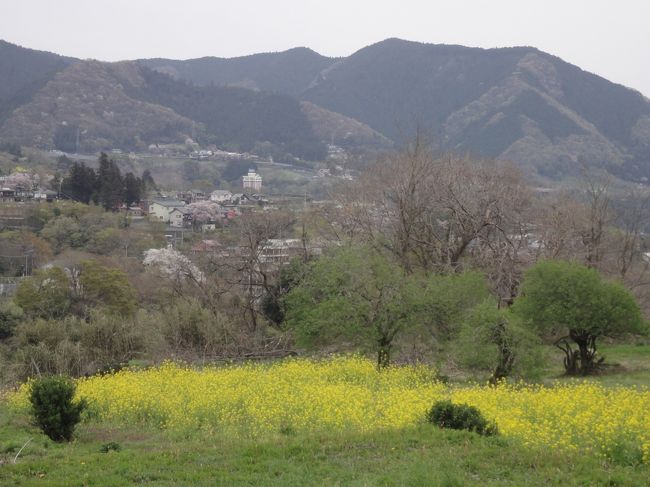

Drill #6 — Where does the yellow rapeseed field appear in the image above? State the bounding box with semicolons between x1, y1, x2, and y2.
8;357;650;462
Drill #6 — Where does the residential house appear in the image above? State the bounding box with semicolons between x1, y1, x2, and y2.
209;189;233;203
169;207;191;228
34;189;57;202
128;205;144;217
0;188;16;201
148;199;186;224
190;189;206;201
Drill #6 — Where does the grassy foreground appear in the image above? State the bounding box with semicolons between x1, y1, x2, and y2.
2;350;650;485
1;409;648;486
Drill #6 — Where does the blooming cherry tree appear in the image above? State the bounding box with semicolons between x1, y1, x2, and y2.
187;201;221;223
143;248;203;282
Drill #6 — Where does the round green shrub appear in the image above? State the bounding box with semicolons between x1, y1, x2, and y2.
426;400;497;436
29;376;87;442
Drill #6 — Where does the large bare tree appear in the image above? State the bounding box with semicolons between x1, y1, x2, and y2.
332;140;532;303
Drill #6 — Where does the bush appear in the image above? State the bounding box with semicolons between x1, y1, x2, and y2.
426;400;497;436
29;376;87;442
99;441;121;453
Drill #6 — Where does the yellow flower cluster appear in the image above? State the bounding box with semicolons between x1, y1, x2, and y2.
9;357;650;462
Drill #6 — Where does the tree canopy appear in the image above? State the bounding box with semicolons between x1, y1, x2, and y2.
514;260;645;375
61;153;144;208
284;247;419;368
78;260;137;317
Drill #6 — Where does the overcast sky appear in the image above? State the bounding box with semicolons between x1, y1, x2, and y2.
2;0;649;96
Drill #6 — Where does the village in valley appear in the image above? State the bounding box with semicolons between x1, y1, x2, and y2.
0;142;344;299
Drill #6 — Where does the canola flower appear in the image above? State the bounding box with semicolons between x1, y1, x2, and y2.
8;356;650;462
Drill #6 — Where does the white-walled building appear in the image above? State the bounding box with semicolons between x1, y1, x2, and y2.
149;199;186;223
168;207;191;228
210;189;233;203
242;170;262;192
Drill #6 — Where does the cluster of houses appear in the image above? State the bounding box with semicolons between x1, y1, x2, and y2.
0;187;58;202
146;142;260;161
0;166;270;234
146;170;266;230
0;173;58;202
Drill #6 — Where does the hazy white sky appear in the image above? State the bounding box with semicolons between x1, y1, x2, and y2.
2;0;649;96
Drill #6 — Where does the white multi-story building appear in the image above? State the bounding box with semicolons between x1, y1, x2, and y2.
242;170;262;193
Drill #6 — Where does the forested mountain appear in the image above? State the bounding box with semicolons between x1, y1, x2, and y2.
0;43;327;160
129;68;326;160
0;40;75;124
301;39;650;179
144;38;650;179
2;38;650;179
139;47;333;96
0;60;199;153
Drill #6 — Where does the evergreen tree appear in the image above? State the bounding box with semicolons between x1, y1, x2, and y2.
124;172;142;206
141;169;157;192
97;153;124;210
61;162;98;203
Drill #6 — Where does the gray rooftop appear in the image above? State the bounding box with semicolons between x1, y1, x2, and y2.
151;199;186;207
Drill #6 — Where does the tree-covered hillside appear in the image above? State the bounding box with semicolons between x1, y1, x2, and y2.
131;67;326;160
0;40;74;124
140;47;333;96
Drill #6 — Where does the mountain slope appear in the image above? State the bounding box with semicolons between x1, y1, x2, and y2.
300;101;392;149
300;39;650;179
0;40;75;123
140;47;334;96
0;60;199;152
0;55;326;159
141;38;650;179
129;67;326;159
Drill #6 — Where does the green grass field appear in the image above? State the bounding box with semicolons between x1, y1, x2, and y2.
1;345;649;486
1;411;648;486
549;343;650;387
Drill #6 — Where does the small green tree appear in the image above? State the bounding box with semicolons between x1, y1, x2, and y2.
41;216;89;253
29;376;86;442
419;271;490;342
79;261;137;317
457;300;544;382
285;247;419;368
14;267;72;319
0;301;24;340
514;260;645;375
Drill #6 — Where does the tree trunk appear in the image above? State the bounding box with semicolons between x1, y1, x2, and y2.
377;338;391;370
558;332;602;376
489;322;515;385
571;331;601;375
555;337;580;375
